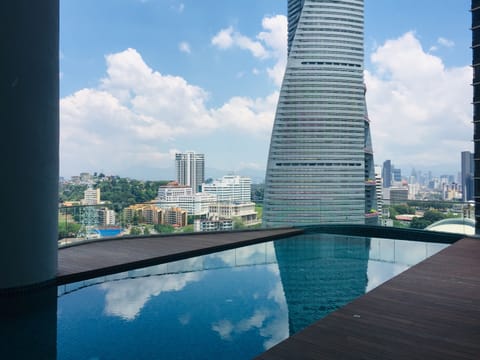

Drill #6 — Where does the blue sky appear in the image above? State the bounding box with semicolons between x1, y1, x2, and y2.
60;0;472;180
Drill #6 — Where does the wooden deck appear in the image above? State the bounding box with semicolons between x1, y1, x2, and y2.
57;228;302;285
256;237;480;360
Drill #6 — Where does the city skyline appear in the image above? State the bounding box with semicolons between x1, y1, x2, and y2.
60;0;471;179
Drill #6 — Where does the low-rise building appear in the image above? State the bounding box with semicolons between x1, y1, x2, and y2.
208;202;259;226
123;204;163;225
164;207;188;227
157;182;216;216
98;208;116;226
194;218;233;232
202;175;251;203
389;187;408;205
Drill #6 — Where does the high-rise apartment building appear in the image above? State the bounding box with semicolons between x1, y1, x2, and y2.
263;0;376;226
472;0;480;233
374;165;383;217
382;160;392;188
461;151;474;202
175;151;205;193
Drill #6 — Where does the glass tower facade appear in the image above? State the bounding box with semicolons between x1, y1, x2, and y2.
264;0;376;226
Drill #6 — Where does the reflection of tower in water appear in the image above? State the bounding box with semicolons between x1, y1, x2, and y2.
274;233;370;334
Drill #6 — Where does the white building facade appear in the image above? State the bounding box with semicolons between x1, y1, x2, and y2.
157;183;216;216
82;187;100;205
202;175;251;203
208;202;259;226
194;218;233;232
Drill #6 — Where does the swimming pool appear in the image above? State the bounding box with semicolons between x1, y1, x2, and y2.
97;228;123;237
56;233;448;359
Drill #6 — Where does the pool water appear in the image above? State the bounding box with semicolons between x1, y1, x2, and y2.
97;228;123;237
57;233;448;359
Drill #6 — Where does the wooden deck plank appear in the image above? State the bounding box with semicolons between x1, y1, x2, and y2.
256;237;480;360
57;228;302;284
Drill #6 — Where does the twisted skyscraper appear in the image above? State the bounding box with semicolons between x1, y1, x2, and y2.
263;0;377;226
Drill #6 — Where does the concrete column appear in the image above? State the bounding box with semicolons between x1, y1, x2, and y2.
0;1;59;289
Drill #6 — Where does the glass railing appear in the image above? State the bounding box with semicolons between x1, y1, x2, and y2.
57;200;265;247
58;197;474;248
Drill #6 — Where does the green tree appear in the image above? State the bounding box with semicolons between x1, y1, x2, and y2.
233;218;245;230
58;220;81;239
410;210;448;229
392;220;409;228
255;205;263;219
60;176;169;213
393;205;415;215
422;210;446;223
130;226;142;236
410;217;431;229
389;206;398;220
154;224;175;233
182;225;194;233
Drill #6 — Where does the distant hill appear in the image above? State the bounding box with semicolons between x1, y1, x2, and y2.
59;176;169;212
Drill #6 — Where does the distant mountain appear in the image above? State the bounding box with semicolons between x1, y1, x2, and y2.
117;166;175;181
82;165;266;184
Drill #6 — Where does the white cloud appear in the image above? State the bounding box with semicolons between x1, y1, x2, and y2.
430;37;455;52
179;41;191;54
212;91;279;134
211;15;287;85
101;272;202;320
210;262;289;350
262;280;289;349
211;26;234;49
170;2;184;13
212;319;234;340
206;243;273;268
365;32;472;171
238;161;263;170
60;48;276;176
212;26;268;58
237;309;269;332
178;313;191;325
438;37;455;48
258;15;288;86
